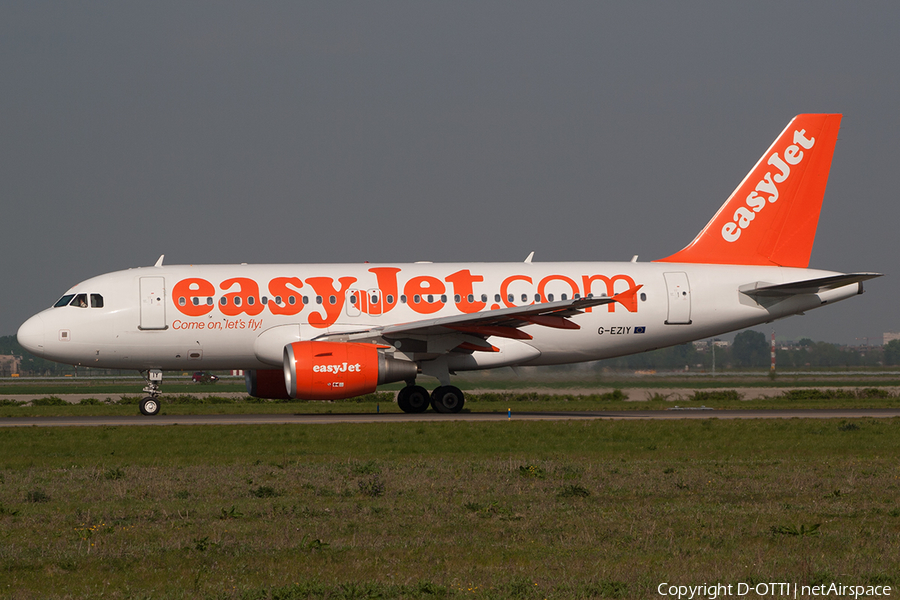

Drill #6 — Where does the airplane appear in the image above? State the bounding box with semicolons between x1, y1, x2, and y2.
17;113;881;416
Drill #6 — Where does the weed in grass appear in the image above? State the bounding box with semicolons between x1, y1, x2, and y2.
557;465;584;480
890;508;900;517
250;485;280;498
219;505;243;519
770;523;821;537
174;490;191;499
26;488;50;503
689;389;741;402
299;534;330;551
192;536;215;551
77;398;102;405
31;396;67;406
103;467;124;480
352;459;381;475
557;484;591;498
517;464;546;479
663;467;675;474
358;476;385;497
0;503;20;516
839;421;861;431
0;398;25;406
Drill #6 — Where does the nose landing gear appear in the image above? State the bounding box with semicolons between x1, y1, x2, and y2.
139;369;163;416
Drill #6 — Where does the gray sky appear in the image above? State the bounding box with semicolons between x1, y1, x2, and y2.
2;2;898;344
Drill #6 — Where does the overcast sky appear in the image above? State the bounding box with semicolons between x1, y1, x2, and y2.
2;2;898;345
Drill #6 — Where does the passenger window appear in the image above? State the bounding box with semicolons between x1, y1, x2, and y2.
440;295;447;303
521;294;527;303
91;294;104;308
481;294;487;302
316;296;323;305
386;294;395;304
400;295;407;304
179;297;187;306
495;294;501;303
414;294;421;304
561;293;567;301
548;293;555;302
534;294;541;302
329;295;336;305
206;297;213;305
275;296;283;305
455;294;462;303
191;297;199;306
302;296;309;304
288;296;296;305
220;297;227;306
54;294;75;308
261;296;268;305
507;294;514;303
248;297;255;306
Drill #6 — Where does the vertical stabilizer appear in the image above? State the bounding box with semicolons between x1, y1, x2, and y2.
656;114;842;267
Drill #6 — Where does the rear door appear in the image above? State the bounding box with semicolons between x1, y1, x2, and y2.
139;277;168;330
663;272;692;325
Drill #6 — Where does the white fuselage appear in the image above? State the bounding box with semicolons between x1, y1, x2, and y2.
17;261;860;373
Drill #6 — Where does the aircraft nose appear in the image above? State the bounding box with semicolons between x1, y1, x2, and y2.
17;314;45;357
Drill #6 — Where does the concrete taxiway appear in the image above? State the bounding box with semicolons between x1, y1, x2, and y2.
2;408;899;427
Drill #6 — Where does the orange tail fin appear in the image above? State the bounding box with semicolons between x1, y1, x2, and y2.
656;114;842;267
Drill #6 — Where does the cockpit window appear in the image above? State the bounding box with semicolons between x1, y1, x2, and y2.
90;294;104;308
54;294;75;308
70;293;89;308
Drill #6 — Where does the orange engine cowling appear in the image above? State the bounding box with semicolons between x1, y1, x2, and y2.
245;369;292;400
283;341;418;400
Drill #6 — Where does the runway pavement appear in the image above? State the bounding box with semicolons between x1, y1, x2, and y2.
2;408;899;427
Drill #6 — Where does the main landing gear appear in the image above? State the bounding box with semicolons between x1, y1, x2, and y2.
139;369;163;416
396;383;465;414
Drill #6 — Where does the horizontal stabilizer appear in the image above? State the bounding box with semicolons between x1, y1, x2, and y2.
740;273;882;300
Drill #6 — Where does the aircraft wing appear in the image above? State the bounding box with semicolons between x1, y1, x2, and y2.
312;284;642;351
739;273;882;299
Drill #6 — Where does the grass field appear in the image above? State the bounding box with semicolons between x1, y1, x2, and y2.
3;386;900;418
1;416;899;599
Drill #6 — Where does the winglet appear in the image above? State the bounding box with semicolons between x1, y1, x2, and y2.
611;284;643;313
656;114;842;268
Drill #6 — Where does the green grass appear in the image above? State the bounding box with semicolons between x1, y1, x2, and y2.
1;419;899;598
3;386;900;418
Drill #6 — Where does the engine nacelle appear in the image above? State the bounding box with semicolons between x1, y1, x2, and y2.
245;369;292;400
283;341;417;400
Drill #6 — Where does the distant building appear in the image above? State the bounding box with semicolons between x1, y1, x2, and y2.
0;355;21;377
884;332;900;345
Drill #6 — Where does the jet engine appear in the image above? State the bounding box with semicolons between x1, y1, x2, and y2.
245;368;292;400
282;341;417;400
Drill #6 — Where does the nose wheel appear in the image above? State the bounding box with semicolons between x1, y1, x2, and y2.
139;397;161;416
139;369;163;416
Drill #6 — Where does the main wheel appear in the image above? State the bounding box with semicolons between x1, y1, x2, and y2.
397;385;430;413
430;385;465;414
139;396;160;416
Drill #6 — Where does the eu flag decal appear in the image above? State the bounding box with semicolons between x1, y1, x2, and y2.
634;326;646;334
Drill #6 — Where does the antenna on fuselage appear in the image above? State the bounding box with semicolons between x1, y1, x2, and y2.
524;251;534;263
154;255;165;267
